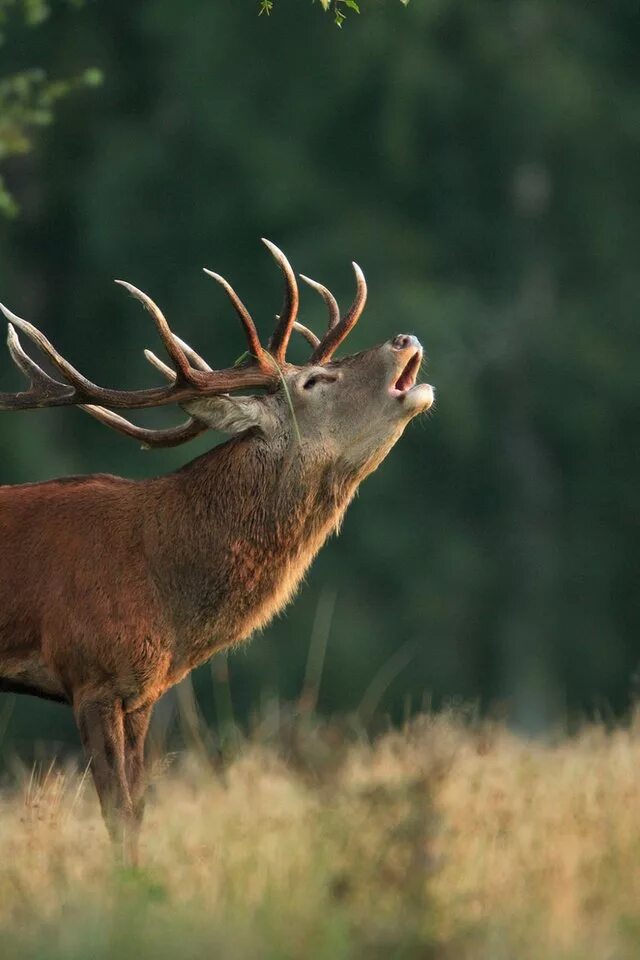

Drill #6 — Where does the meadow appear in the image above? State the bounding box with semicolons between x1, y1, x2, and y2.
2;709;640;959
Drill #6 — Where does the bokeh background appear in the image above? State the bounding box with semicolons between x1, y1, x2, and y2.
0;0;638;757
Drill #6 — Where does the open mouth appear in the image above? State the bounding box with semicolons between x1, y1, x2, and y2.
390;349;422;397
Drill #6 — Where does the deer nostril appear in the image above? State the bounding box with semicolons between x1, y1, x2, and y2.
392;334;413;350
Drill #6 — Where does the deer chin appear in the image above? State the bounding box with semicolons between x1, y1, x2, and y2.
399;382;434;415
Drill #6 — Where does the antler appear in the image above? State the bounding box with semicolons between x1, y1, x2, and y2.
0;240;368;448
0;285;278;413
0;277;280;447
77;331;218;448
305;262;367;364
262;239;300;362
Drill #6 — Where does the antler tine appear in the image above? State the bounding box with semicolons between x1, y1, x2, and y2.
2;323;74;407
143;330;212;383
144;349;175;381
0;301;122;410
172;334;213;372
310;262;367;364
80;339;217;449
114;280;194;383
262;239;299;363
293;321;320;350
87;324;215;447
299;275;340;331
202;269;270;369
80;404;208;449
272;313;321;352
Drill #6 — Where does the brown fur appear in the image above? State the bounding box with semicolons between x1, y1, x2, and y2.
0;429;361;856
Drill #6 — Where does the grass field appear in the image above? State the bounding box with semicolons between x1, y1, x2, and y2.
2;709;640;959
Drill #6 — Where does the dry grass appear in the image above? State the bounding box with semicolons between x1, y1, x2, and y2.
2;710;640;959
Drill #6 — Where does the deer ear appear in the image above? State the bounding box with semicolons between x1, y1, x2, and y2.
182;395;279;437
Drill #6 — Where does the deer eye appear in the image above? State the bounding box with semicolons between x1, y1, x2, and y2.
303;372;336;391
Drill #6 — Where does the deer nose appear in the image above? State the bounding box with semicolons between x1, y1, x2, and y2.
391;334;420;351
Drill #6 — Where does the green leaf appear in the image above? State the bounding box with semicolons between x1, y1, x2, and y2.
83;67;104;87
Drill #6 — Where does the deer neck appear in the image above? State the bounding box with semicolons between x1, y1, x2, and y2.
151;432;358;665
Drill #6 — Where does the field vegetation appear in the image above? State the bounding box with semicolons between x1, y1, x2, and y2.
2;708;640;959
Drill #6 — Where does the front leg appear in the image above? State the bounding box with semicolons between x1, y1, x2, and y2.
73;692;135;864
123;703;154;864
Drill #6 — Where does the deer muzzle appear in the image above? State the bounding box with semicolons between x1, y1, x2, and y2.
387;335;434;413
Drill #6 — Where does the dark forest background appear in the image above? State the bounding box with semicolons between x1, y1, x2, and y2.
0;0;638;757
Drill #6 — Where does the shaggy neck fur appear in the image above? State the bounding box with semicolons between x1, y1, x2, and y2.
146;429;362;669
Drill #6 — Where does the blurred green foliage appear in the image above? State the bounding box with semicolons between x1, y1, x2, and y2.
259;0;394;28
0;0;101;216
0;0;638;752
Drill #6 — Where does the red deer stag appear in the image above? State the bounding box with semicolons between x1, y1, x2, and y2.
0;240;434;863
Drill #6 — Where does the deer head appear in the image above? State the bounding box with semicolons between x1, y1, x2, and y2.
0;240;434;475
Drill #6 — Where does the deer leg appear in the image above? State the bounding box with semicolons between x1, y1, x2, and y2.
123;703;153;864
73;694;135;863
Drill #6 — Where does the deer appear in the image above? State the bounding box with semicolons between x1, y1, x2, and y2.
0;240;434;864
